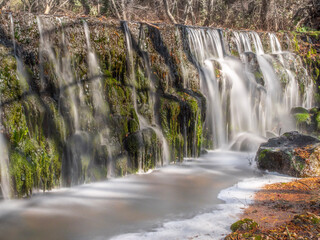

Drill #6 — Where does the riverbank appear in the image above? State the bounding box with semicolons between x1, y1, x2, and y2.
226;177;320;239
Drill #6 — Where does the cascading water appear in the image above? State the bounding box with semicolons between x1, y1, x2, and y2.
187;28;227;148
269;33;301;110
37;16;80;132
9;14;29;91
269;33;315;109
187;28;262;148
37;17;85;185
83;21;114;177
0;92;10;199
83;22;108;117
186;27;314;150
123;22;170;167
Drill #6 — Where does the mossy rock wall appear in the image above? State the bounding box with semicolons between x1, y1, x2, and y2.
0;13;205;197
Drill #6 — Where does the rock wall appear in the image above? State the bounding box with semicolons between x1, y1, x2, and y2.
0;13;205;197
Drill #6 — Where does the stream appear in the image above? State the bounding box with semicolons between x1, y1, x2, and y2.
0;151;294;240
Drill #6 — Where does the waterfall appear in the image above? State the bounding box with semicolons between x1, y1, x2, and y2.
9;14;29;91
37;17;88;185
187;28;226;148
0;133;10;200
37;16;80;132
0;90;10;199
83;22;108;117
123;22;170;167
269;33;301;110
186;27;314;149
83;22;114;177
187;28;259;148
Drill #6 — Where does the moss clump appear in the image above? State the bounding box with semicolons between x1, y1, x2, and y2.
230;218;259;232
316;112;320;131
0;45;62;197
294;113;311;125
9;152;33;197
257;149;270;163
160;97;183;162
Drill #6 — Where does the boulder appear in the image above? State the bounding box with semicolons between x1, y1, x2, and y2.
291;107;320;137
256;131;320;177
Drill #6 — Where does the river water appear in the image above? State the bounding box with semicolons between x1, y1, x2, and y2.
0;151;293;240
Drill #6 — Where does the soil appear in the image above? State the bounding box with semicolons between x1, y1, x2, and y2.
225;177;320;240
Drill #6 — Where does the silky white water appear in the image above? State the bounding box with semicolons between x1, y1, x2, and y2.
37;16;80;132
186;28;315;149
83;22;115;177
0;151;295;240
0;99;10;200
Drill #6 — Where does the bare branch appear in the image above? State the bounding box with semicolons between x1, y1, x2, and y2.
162;0;177;24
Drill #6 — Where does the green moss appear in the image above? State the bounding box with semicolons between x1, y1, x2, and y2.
0;44;62;197
294;113;311;124
316;113;320;131
9;152;33;197
230;218;259;232
258;149;271;162
160;97;182;161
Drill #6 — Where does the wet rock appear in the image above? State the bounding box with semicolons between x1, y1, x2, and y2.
291;107;309;115
256;131;320;177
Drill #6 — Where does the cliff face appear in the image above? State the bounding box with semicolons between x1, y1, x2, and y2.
0;12;318;198
0;13;205;197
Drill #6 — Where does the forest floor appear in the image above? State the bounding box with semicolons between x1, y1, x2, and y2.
225;177;320;240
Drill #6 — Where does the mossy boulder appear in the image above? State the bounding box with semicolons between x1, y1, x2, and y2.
230;218;259;232
291;107;320;137
256;131;320;177
291;107;309;115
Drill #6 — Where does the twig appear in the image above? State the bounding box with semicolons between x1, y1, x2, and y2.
295;179;312;190
286;226;292;239
140;21;160;29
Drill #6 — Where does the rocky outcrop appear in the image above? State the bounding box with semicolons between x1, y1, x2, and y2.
256;131;320;177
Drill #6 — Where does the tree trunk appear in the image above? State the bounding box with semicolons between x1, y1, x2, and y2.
121;0;127;20
110;0;121;19
162;0;177;24
260;0;268;29
184;0;194;25
203;0;213;26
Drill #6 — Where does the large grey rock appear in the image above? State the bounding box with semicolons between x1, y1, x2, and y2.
255;131;320;177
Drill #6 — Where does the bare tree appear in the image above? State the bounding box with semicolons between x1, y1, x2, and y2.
162;0;177;24
0;0;9;9
110;0;122;19
44;0;71;14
